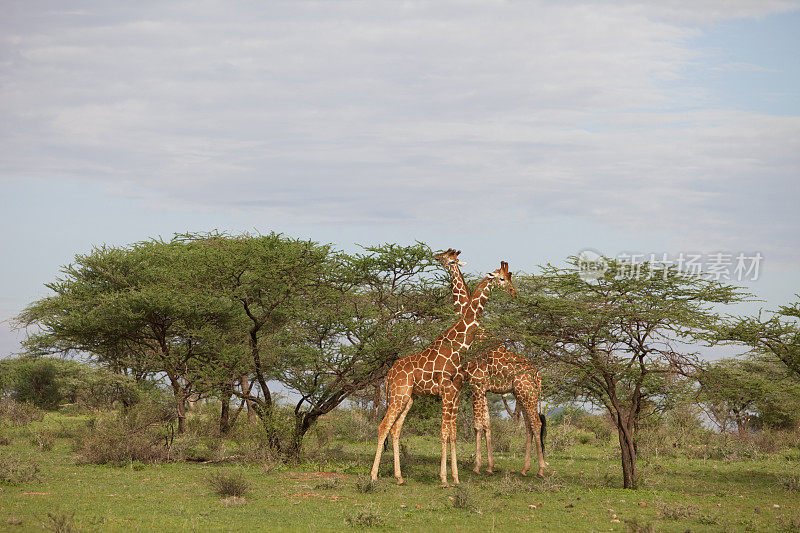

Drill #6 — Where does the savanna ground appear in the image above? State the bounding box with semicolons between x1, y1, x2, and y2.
1;405;800;532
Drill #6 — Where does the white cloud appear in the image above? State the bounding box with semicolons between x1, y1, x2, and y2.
1;1;798;262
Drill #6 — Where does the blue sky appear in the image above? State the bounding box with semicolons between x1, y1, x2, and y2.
1;1;799;356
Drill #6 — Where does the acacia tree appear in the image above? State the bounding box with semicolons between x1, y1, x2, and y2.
273;243;452;453
695;357;800;433
17;240;239;433
494;258;747;488
717;297;800;380
175;232;332;441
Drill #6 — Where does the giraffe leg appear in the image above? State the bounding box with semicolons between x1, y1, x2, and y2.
371;393;406;481
473;427;482;474
449;399;460;485
440;415;450;487
390;397;413;485
521;410;532;476
440;390;460;487
484;401;495;475
472;390;486;474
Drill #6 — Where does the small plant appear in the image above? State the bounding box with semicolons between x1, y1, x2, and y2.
221;496;247;507
0;398;44;427
0;433;11;446
777;512;800;532
31;430;56;451
624;517;656;533
779;475;800;492
452;484;475;511
315;476;341;490
355;476;379;493
206;470;250;498
346;504;384;528
533;473;564;493
0;455;40;484
657;501;699;520
494;472;525;496
40;511;76;533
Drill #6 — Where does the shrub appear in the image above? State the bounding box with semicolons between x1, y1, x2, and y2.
39;511;75;533
315;476;342;490
489;419;515;453
0;433;10;446
779;475;800;492
31;430;56;451
206;470;250;498
576;414;614;442
73;398;175;465
346;504;384;528
453;484;475;510
0;454;40;484
624;517;656;533
0;398;44;427
355;476;379;493
658;501;700;520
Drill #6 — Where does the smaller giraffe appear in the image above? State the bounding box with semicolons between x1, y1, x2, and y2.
464;346;546;477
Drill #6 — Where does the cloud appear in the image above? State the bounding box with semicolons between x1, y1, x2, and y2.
1;1;798;262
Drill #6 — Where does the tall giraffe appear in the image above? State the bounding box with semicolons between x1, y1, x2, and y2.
435;250;546;478
370;261;517;486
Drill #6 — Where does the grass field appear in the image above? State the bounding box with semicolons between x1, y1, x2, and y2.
1;411;799;532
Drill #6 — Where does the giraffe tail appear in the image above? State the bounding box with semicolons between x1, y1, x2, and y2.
539;412;547;456
535;369;546;456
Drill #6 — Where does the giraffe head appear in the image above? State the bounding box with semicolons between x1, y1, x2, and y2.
434;248;467;269
487;261;517;298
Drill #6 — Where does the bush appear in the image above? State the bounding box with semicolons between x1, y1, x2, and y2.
779;475;800;492
453;484;476;510
355;476;379;493
9;358;61;409
0;398;44;427
346;504;384;528
0;357;142;412
39;511;75;533
0;454;40;484
400;396;442;436
73;398;175;465
489;419;515;453
576;414;615;443
31;430;56;451
206;470;250;498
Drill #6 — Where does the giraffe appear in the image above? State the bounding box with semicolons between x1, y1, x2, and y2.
370;261;517;486
464;348;546;477
434;250;546;478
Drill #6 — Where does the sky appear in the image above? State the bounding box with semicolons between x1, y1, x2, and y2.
2;1;799;357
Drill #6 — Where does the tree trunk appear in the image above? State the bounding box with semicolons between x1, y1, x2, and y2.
289;413;319;458
372;383;382;422
176;395;186;434
618;425;637;489
241;375;258;424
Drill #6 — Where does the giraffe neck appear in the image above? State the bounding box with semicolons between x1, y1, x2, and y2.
446;263;470;316
438;277;494;353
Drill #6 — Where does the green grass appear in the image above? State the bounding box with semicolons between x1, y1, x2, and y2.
1;412;799;531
